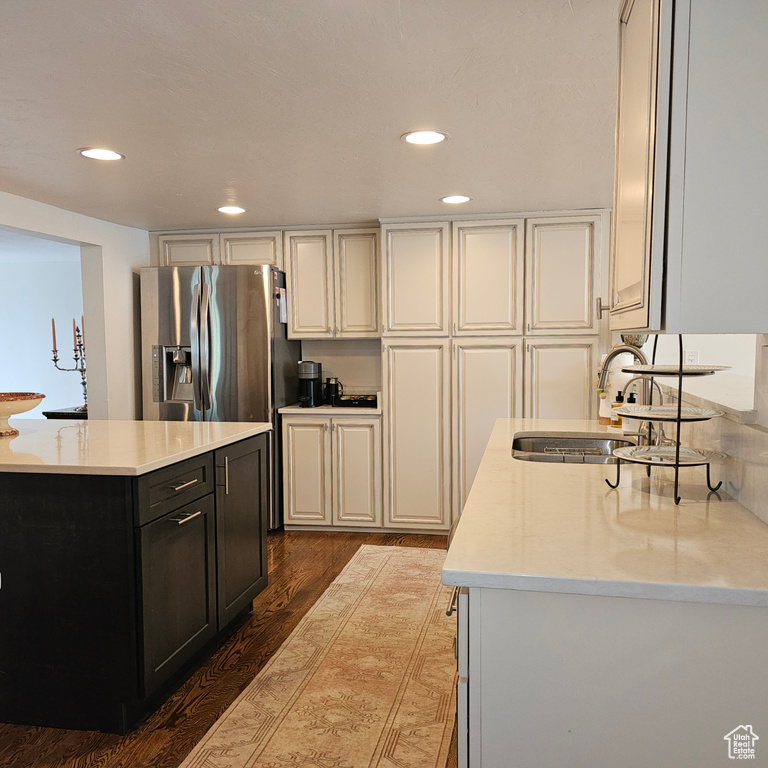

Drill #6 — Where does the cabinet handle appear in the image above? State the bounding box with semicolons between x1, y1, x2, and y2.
169;478;199;492
445;585;460;616
224;455;229;495
381;324;385;335
173;509;203;526
596;297;610;319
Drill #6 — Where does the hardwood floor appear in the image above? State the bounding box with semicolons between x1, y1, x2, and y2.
0;530;454;768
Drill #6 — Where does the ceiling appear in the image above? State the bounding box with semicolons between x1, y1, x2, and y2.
0;0;619;232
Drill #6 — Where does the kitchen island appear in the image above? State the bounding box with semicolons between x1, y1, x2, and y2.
0;419;271;733
444;418;768;768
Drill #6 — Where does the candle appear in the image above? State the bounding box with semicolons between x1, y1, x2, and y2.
51;318;57;350
73;318;77;349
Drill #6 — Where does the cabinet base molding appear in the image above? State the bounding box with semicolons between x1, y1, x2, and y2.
283;524;448;535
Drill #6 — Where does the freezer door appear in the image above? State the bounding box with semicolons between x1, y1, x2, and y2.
140;266;204;421
203;266;272;422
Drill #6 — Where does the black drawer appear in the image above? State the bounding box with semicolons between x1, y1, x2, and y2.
135;453;214;526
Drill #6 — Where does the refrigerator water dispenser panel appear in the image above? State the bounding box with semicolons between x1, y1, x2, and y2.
152;346;194;403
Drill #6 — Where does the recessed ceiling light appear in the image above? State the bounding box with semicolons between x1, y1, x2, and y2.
441;195;472;204
76;147;125;161
401;130;449;145
218;206;246;214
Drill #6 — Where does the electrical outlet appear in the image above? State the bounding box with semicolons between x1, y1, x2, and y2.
685;350;699;365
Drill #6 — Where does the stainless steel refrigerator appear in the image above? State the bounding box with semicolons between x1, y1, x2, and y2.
140;265;300;528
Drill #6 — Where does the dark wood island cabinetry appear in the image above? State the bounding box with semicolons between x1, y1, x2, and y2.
0;425;269;733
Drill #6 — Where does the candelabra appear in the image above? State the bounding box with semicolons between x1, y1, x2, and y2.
51;323;88;412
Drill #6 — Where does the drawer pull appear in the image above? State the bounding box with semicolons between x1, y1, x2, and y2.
225;456;229;495
170;478;199;493
446;585;460;616
172;510;203;526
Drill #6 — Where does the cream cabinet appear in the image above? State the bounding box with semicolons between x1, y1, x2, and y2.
282;414;381;528
452;338;522;520
381;222;450;336
525;214;606;336
611;0;768;333
382;339;451;530
451;219;524;336
284;228;379;339
524;337;599;420
155;231;282;268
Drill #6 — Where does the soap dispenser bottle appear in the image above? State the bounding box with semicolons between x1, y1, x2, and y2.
610;390;624;428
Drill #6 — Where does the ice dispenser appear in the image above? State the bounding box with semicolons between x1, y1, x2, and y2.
151;345;194;403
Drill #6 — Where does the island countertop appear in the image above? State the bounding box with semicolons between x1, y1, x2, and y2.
443;418;768;607
0;419;271;476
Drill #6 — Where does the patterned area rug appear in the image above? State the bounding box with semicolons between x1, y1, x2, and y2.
180;545;456;768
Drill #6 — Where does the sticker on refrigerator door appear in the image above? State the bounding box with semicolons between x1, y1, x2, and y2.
278;288;288;323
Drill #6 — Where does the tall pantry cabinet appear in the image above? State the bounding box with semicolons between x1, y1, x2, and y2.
381;212;608;528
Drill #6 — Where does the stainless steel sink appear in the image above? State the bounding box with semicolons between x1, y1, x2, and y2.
511;431;635;464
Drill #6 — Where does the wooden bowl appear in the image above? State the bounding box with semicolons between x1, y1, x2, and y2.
0;392;46;436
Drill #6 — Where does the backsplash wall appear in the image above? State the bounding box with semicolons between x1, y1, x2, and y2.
300;339;381;393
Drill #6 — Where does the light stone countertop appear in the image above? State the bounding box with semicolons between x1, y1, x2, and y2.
442;418;768;607
0;419;271;476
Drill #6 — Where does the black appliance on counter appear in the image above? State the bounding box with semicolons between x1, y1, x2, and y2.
298;361;323;407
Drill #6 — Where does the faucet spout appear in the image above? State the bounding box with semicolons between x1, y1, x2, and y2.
597;345;649;390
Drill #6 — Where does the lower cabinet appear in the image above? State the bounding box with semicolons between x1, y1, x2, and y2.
282;414;382;527
0;433;269;733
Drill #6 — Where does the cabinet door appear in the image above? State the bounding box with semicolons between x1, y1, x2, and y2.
220;231;283;268
382;222;450;335
158;234;219;266
331;417;381;527
610;0;667;331
334;229;379;338
525;215;604;335
452;338;522;520
138;494;216;696
452;219;524;335
214;434;268;629
524;337;599;420
282;417;332;525
284;230;335;338
382;339;451;530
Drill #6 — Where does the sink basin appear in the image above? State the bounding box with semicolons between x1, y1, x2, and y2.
511;431;635;464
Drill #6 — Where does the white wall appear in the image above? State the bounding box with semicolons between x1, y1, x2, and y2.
0;258;84;415
641;334;756;376
0;191;150;419
300;339;381;393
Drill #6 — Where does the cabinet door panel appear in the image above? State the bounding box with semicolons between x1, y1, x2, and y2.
215;435;268;628
220;231;282;268
525;338;598;420
610;0;665;331
284;231;335;338
452;339;522;519
526;216;601;335
332;418;381;526
452;220;524;335
138;494;216;696
335;229;379;337
382;223;450;335
282;418;332;524
158;234;219;266
382;339;450;529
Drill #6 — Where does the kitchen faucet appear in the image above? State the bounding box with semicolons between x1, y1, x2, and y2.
597;344;665;446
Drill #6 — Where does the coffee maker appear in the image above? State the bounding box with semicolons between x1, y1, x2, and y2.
298;361;323;407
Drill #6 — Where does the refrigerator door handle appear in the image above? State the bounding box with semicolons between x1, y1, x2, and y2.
200;281;212;411
190;283;203;411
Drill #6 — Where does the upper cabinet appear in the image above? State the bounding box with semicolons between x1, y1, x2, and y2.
451;219;524;336
525;214;606;336
283;228;379;339
381;222;451;336
156;232;282;268
611;0;768;333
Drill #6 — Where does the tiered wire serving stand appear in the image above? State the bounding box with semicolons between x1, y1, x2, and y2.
605;335;729;504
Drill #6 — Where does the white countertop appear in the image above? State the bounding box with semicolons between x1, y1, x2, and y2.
443;418;768;607
278;403;381;416
0;419;271;476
